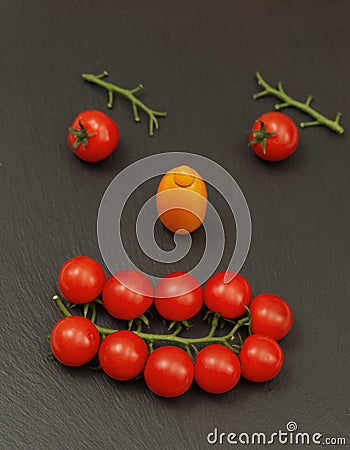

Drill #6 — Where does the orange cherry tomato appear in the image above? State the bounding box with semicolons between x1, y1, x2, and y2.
156;165;207;234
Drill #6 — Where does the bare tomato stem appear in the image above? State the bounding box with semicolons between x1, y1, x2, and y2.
82;71;167;136
253;71;344;134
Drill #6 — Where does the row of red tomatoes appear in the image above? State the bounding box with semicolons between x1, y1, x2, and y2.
50;256;293;397
57;256;292;333
51;321;285;397
68;110;299;163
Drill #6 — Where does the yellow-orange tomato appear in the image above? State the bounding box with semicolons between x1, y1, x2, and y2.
156;165;208;233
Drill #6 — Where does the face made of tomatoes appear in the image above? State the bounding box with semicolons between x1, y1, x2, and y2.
156;165;208;234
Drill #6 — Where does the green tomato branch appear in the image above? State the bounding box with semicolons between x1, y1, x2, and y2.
253;71;344;134
53;295;249;355
81;71;167;136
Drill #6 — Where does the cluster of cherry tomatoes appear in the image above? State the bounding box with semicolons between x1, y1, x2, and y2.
50;256;293;398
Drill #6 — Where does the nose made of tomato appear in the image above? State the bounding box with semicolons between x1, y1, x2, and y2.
156;165;208;234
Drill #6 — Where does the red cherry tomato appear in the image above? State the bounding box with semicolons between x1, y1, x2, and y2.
250;294;293;340
249;112;299;161
194;344;241;394
154;272;203;321
68;110;120;162
50;316;100;366
99;331;148;381
58;256;106;304
102;270;154;320
240;334;284;382
144;346;194;397
203;272;252;319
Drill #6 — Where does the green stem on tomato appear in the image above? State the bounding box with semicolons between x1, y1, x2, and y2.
135;314;249;350
253;71;344;134
52;295;249;351
83;303;89;318
90;303;97;324
184;345;194;360
243;304;252;336
135;319;142;333
53;295;71;317
208;313;219;337
81;71;167;136
172;323;183;337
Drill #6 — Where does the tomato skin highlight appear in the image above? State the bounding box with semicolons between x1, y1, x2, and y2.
250;294;293;340
102;270;154;320
68;110;120;162
240;334;284;382
58;256;106;304
194;344;241;394
99;331;148;381
154;272;203;321
249;112;299;161
144;346;194;397
50;316;100;366
203;272;252;319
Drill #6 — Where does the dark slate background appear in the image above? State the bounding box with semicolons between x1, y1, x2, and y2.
1;1;349;449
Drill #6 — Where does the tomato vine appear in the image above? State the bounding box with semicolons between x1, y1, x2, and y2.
82;71;167;136
253;71;344;134
53;295;250;358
